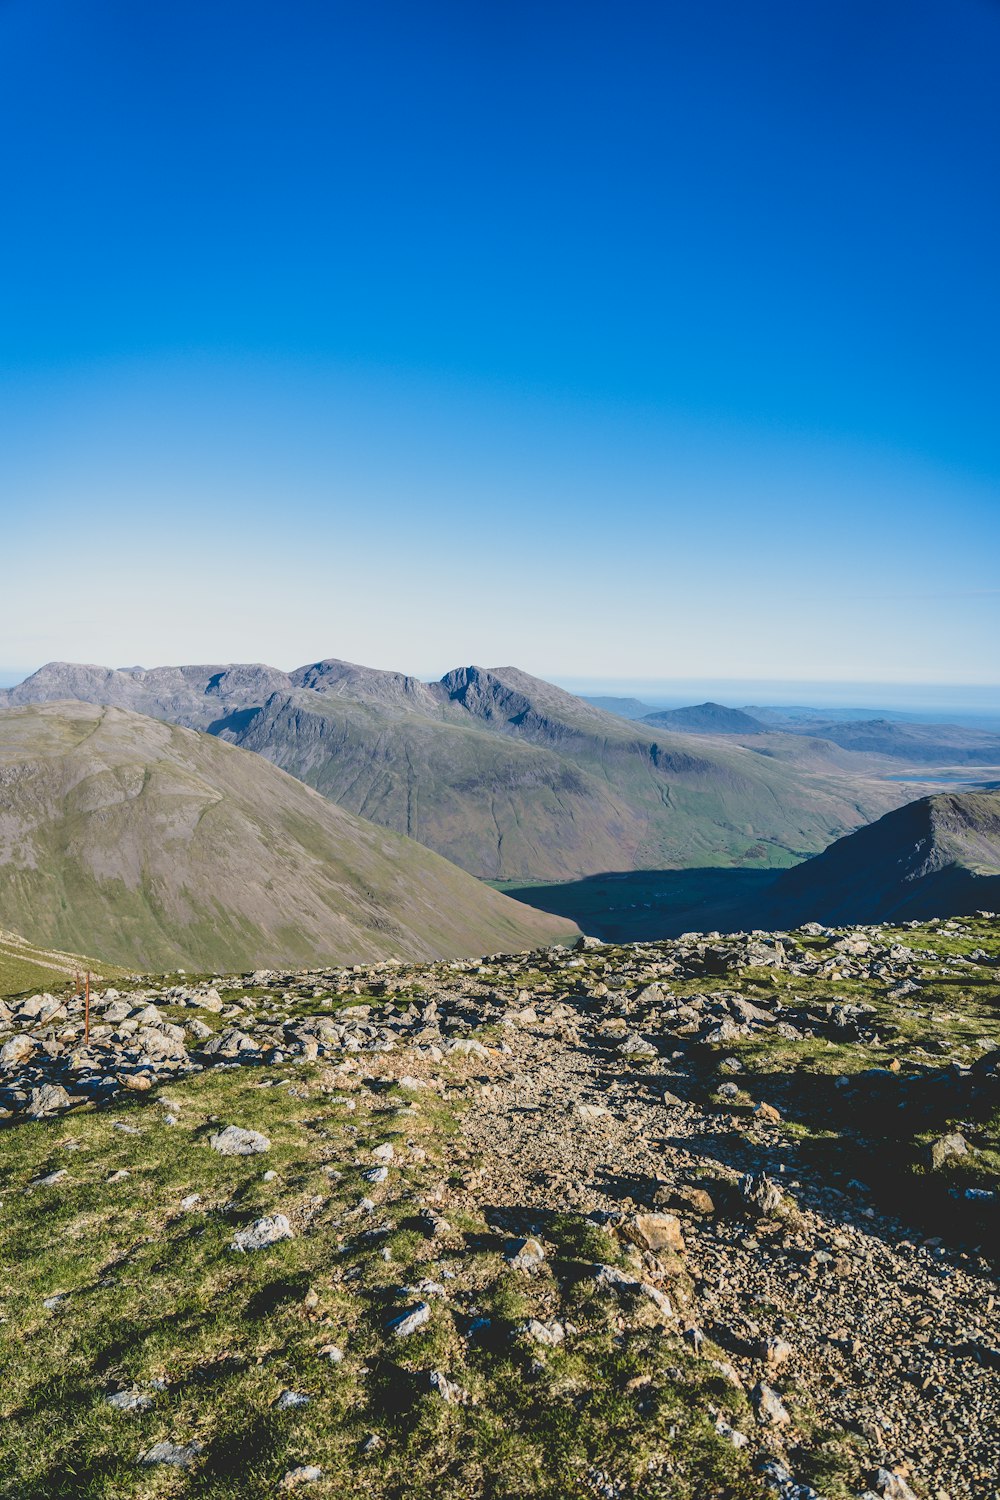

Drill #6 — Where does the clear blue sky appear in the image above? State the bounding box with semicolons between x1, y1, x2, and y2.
1;0;998;692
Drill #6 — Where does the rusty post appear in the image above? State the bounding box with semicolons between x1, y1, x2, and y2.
85;971;91;1045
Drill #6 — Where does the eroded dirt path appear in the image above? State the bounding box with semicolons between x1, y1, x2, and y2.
463;1016;1000;1499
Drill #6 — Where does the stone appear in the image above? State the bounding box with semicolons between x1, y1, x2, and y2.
929;1132;969;1170
758;1336;794;1367
230;1215;294;1252
447;1039;489;1058
740;1172;787;1218
874;1471;918;1500
387;1302;431;1337
656;1184;715;1216
619;1211;685;1254
210;1125;271;1155
521;1317;565;1346
26;1083;71;1118
754;1100;782;1124
281;1466;323;1489
428;1369;472;1403
505;1236;546;1271
275;1389;310;1409
752;1381;791;1426
140;1439;202;1469
106;1388;152;1411
574;1102;609;1121
617;1033;658;1057
31;1169;68;1188
0;1034;35;1068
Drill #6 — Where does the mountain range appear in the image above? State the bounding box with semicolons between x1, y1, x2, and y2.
590;695;1000;764
0;660;908;882
0;701;575;970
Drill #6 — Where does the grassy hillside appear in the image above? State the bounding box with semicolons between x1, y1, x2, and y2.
0;703;576;971
0;930;124;998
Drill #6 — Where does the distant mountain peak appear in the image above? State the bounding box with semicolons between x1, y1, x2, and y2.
641;702;766;735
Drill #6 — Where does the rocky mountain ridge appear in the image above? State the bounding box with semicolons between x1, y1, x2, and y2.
1;660;908;881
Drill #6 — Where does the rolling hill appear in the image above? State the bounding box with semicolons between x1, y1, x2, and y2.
1;660;908;881
766;787;1000;925
779;717;1000;764
0;702;576;970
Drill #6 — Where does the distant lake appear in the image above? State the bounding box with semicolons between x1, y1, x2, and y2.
885;773;999;785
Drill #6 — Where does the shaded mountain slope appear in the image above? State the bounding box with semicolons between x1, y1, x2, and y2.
766;788;1000;925
2;661;908;881
0;703;576;970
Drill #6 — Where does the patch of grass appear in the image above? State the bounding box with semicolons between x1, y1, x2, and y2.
0;1054;767;1498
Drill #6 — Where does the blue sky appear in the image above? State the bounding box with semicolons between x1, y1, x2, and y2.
1;0;998;692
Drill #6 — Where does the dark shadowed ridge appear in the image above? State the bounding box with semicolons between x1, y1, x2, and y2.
765;788;1000;925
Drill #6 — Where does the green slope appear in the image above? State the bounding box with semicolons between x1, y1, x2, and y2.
0;702;577;970
0;929;124;998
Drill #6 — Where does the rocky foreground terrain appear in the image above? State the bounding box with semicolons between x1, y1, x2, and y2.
0;917;998;1497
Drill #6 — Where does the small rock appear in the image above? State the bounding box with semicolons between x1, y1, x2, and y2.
929;1133;969;1170
873;1470;919;1500
26;1083;72;1118
210;1125;271;1156
521;1318;565;1347
740;1172;787;1218
0;1035;35;1068
619;1211;685;1254
386;1302;431;1337
275;1389;310;1409
281;1466;323;1489
617;1033;658;1058
428;1369;472;1403
505;1236;546;1271
752;1381;791;1426
758;1337;794;1367
30;1169;68;1189
230;1214;294;1252
140;1439;202;1469
106;1388;152;1411
656;1184;715;1216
